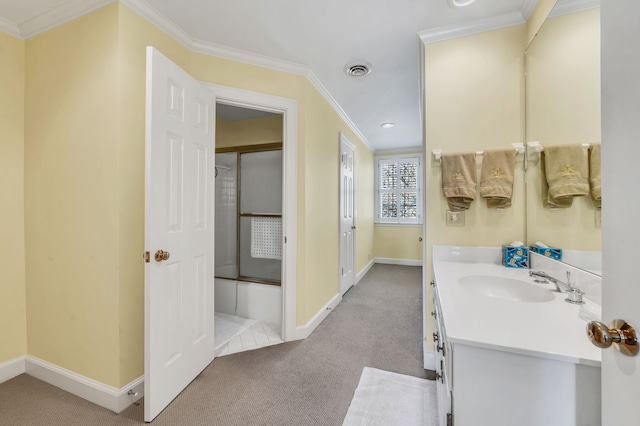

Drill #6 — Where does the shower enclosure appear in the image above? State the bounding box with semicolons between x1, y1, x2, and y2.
215;147;283;284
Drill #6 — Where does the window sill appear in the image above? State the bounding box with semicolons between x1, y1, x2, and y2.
374;222;423;228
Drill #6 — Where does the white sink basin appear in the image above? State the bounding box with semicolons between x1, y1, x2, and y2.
459;275;555;303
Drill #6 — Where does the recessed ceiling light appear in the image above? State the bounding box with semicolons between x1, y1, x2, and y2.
448;0;476;7
344;61;372;77
381;123;395;129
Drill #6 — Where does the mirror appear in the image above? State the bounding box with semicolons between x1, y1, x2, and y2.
525;0;601;275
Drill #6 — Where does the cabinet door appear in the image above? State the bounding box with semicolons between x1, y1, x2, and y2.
433;283;452;426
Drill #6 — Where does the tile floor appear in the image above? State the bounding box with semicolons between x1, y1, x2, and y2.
215;316;283;357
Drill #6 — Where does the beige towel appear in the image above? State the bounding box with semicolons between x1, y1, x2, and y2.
479;148;516;209
541;151;572;209
589;144;601;209
441;152;477;211
544;144;589;201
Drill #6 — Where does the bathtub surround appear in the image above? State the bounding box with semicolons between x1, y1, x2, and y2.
0;264;429;425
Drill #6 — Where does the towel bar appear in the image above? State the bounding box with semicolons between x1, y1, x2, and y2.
526;142;592;163
431;143;525;167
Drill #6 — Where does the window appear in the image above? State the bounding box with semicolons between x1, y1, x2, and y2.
376;155;422;224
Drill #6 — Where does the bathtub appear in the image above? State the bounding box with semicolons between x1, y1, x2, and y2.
214;278;282;328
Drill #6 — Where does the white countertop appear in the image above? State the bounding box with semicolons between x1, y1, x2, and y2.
433;246;602;367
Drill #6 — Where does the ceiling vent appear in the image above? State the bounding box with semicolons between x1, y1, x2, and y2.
344;61;372;77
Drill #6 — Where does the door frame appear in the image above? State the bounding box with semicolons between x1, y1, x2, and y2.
203;83;297;342
339;133;356;295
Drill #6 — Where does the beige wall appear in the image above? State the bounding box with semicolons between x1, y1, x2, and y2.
216;115;283;148
0;32;27;364
424;24;527;350
526;9;601;251
10;1;374;387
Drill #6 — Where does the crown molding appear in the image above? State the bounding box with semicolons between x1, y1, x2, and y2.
0;16;21;38
120;0;193;47
520;0;539;20
549;0;600;18
120;0;373;151
191;39;310;77
418;11;526;44
18;0;115;39
306;72;374;152
0;0;372;150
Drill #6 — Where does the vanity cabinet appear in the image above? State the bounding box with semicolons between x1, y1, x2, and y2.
431;266;601;426
432;279;452;426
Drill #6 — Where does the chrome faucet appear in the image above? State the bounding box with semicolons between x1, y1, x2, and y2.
529;270;585;304
529;270;573;293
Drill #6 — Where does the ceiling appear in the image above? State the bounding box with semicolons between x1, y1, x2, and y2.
0;0;537;151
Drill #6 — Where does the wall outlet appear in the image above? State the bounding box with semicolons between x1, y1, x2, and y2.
595;209;602;228
446;210;465;227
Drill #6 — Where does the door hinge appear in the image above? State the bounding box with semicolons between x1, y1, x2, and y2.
144;251;150;263
284;236;287;244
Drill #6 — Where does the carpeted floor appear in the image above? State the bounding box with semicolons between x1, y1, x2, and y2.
0;264;433;425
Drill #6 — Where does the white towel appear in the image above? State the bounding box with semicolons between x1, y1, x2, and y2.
250;217;282;260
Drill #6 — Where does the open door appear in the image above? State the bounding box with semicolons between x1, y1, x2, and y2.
144;47;216;422
600;3;640;425
339;134;356;295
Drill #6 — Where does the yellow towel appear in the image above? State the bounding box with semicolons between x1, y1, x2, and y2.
589;144;601;209
544;144;589;201
540;151;572;209
479;148;516;209
441;152;477;211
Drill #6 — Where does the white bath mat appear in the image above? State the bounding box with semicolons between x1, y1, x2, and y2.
343;367;438;426
214;313;256;350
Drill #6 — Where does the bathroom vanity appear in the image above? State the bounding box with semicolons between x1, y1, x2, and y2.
431;246;602;426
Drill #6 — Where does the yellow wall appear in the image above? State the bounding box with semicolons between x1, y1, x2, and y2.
216;115;283;148
424;24;527;350
116;3;191;386
374;227;423;260
355;145;374;271
24;4;121;385
525;9;601;251
189;49;374;327
0;32;27;363
372;151;424;262
527;0;558;46
12;0;375;388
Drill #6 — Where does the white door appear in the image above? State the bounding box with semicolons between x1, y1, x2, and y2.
144;47;216;422
600;3;640;425
339;134;355;295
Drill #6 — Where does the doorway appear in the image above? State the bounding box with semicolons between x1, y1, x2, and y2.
213;104;284;355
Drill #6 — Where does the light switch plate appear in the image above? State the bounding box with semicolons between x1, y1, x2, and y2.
446;210;465;227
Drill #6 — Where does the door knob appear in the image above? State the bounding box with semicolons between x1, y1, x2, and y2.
154;250;170;262
586;319;639;356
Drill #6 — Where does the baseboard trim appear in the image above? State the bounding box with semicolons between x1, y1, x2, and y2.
294;293;342;340
423;351;436;371
25;356;143;413
356;259;376;285
374;257;423;267
0;355;26;384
